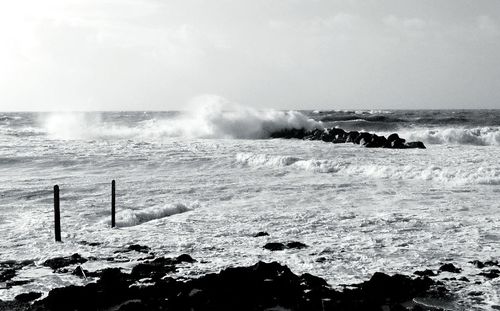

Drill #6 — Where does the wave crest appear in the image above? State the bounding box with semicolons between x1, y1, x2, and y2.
236;152;500;185
402;127;500;146
109;203;192;227
38;95;322;140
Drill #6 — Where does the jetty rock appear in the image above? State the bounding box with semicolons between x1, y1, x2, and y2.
271;127;426;149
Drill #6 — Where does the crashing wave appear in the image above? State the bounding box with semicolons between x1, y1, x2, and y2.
400;127;500;146
37;96;322;140
109;203;192;227
236;152;500;185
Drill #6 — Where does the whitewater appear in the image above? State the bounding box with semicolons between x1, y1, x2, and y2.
0;104;499;310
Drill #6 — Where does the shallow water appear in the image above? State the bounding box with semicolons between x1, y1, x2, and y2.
0;110;499;309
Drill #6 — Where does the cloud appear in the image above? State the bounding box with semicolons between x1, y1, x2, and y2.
476;15;499;36
383;15;427;30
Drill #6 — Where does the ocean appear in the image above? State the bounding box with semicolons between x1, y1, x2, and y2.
0;107;499;309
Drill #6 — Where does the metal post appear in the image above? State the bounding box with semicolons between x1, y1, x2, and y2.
111;180;116;228
54;185;61;242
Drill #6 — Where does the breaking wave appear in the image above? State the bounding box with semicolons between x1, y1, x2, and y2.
400;127;500;146
109;203;192;227
38;95;322;140
236;152;500;185
236;152;343;173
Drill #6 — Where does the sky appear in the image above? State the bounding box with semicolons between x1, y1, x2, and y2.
0;0;499;111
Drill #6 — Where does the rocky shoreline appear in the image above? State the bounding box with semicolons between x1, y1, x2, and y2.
0;236;500;311
1;255;442;311
270;127;426;149
2;240;498;311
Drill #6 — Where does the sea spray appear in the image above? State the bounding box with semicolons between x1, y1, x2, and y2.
38;95;323;140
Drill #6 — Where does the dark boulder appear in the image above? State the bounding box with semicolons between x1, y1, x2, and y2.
263;242;286;251
72;266;88;278
414;269;437;277
42;254;87;271
387;133;400;142
131;257;178;280
346;131;360;143
0;260;34;283
254;231;270;237
390;138;407;149
439;263;461;273
365;135;387;148
330;128;347;143
14;292;42;302
286;241;308;249
355;132;373;145
303;129;322;140
470;260;499;269
479;269;500;279
320;130;335;142
405;141;426;149
176;254;196;264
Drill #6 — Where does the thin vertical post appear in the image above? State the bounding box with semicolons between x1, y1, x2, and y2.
111;180;116;228
54;185;61;242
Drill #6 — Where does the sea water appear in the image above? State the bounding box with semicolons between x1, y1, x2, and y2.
0;105;499;309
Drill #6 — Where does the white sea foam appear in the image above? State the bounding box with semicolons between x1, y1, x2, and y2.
38;95;322;140
236;152;500;185
399;127;500;146
109;203;192;227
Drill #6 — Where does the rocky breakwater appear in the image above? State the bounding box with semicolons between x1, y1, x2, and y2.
270;127;426;149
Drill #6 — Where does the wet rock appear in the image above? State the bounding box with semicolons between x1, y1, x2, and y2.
254;231;269;237
79;241;102;247
6;280;32;287
43;253;87;271
176;254;196;264
391;138;407;148
263;242;286;251
439;263;461;273
72;266;88;278
286;241;308;249
405;141;427;149
130;255;195;280
330;128;347;143
270;128;308;139
0;269;16;283
387;133;400;143
0;300;30;311
355;132;373;145
346;131;360;143
27;260;440;311
479;269;500;279
264;242;307;251
115;244;150;254
0;260;34;283
270;127;426;151
14;292;42;302
320;130;335;142
365;135;387;148
470;259;499;269
414;269;437;277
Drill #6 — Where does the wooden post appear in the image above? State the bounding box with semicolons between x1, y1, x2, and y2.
111;180;116;228
54;185;61;242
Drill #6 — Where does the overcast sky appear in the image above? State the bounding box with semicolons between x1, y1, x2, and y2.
1;0;499;111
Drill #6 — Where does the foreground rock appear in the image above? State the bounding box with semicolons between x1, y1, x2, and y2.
15;259;445;311
271;127;426;149
263;241;308;251
42;254;87;271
